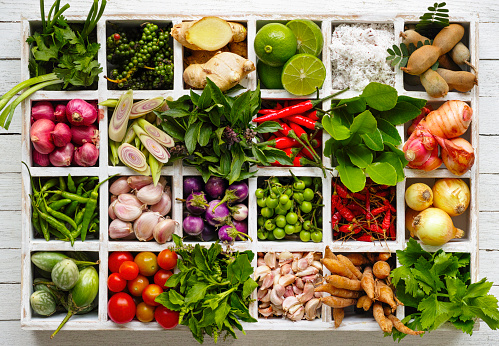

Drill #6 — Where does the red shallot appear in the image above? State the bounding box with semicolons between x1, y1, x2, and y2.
74;142;99;167
31;119;56;154
66;99;98;126
71;124;99;146
51;122;72;147
32;148;50;167
49;142;74;167
32;101;55;122
54;104;67;123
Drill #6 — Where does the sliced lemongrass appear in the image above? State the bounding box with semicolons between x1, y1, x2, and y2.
149;152;164;186
117;143;148;172
109;139;119;166
137;118;174;148
122;121;137;144
133;125;170;163
130;96;165;119
109;90;133;142
98;98;119;108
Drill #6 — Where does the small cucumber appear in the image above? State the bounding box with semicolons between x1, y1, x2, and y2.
51;259;79;291
30;291;57;316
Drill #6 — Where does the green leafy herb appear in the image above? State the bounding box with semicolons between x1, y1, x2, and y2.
158;80;293;183
387;239;499;342
322;82;424;192
415;2;450;39
155;235;257;344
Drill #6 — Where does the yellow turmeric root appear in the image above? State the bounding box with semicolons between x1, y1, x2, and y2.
333;308;344;328
373;302;393;333
172;17;247;51
361;266;375;299
183;52;255;91
314;282;361;299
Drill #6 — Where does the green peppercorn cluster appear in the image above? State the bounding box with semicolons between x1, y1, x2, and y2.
106;22;174;90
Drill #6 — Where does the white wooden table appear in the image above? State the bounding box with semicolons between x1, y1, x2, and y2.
0;0;498;344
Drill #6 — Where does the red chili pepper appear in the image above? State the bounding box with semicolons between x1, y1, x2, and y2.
389;223;396;240
288;122;307;139
383;199;396;213
331;211;341;229
346;203;365;217
257;109;275;114
352;192;367;201
285;115;322;130
300;146;315;160
356;234;373;242
262;137;298;149
252;90;347;123
336;184;349;199
284;100;289;108
337;204;355;222
370;224;384;235
339;224;359;233
305;110;319;121
275;103;283;110
276;120;291;136
311;137;321;149
371;205;389;216
365;190;372;221
382;209;391;232
333;231;339;238
331;194;340;213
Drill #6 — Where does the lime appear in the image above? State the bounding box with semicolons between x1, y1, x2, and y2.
281;53;326;96
257;60;284;89
286;19;323;56
254;23;297;67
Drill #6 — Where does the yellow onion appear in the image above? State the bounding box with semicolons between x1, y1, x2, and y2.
412;207;464;246
405;208;420;237
405;183;433;211
432;178;470;216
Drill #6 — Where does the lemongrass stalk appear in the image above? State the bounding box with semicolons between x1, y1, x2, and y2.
0;73;58;112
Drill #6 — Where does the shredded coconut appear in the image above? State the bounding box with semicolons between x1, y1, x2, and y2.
330;24;396;91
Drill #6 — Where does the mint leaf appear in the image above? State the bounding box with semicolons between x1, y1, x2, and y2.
350;110;377;135
360;82;398;111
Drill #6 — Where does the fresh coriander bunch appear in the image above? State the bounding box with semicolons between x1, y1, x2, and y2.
155;235;258;343
388;238;499;341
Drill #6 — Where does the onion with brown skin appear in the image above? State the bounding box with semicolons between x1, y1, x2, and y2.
432;178;471;216
405;183;433;211
412;207;464;246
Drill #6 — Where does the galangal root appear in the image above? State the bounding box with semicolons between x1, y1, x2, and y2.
317;247;423;336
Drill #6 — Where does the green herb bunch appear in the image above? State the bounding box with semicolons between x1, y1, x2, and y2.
415;2;449;38
158;79;293;183
322;82;426;192
156;235;258;344
388;239;499;341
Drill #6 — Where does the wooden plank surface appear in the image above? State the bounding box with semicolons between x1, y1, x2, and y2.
0;0;497;344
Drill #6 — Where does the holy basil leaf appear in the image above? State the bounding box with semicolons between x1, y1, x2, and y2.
337;164;366;193
365;162;397;185
198;123;212;147
185;122;202;154
197;84;213;110
377;118;402;145
375;152;404;182
162;108;191;118
206;78;230;115
346;144;373;168
323;114;351;140
227;146;245;184
264;147;294;166
161;120;185;141
350;110;377;135
397;95;428;110
252;146;269;166
337;96;367;114
360;82;398;111
230;90;251;126
361;129;384;151
379;101;422;125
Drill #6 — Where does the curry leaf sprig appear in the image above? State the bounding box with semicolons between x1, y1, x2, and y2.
158;79;293;183
387;239;499;342
155;235;258;344
322;82;426;192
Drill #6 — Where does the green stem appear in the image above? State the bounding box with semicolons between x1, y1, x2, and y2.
0;73;57;112
0;79;63;129
40;0;46;33
47;4;70;32
50;309;74;339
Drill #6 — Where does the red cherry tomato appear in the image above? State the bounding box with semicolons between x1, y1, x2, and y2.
154;269;173;288
119;261;139;281
136;302;155;323
157;249;178;271
108;292;136;324
142;284;163;306
127;274;149;297
134;252;159;276
109;251;133;273
107;273;127;293
155;306;179;329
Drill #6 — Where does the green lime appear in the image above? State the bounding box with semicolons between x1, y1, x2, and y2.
281;53;326;96
257;60;284;89
286;19;323;56
254;23;297;67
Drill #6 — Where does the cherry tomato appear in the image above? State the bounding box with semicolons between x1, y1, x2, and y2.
157;249;178;271
108;251;134;273
302;177;313;187
142;284;163;306
279;194;289;205
311;231;323;243
136;302;155;323
286;212;298;225
300;201;313;213
155;305;179;329
255;188;265;199
265;197;278;209
134;252;159;277
108;292;135;324
119;261;139;280
107;273;127;293
261;207;274;218
293;180;305;190
273;227;285;239
300;230;311;242
127;274;149;297
154;269;173;288
303;188;314;201
275;215;286;228
284;224;295;235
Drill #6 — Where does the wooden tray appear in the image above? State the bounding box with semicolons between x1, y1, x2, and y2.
20;13;479;331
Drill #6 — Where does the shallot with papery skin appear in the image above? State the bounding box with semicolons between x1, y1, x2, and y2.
51;123;72;147
136;182;163;205
150;192;171;216
113;202;143;221
74;142;99;167
109;177;131;195
71;124;99;146
54;104;67;123
66;99;98;126
109;219;134;239
153;219;177;243
134;211;162;241
127;176;153;190
31;119;55;154
436;136;475;176
32;149;50;167
31;101;55;122
49;142;74;167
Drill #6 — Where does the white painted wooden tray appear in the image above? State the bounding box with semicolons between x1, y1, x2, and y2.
20;13;479;332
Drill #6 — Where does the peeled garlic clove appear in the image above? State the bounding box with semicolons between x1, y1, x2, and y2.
113;202;142;222
108;199;118;220
153;219;177;244
297;282;315;304
282;296;300;312
118;193;145;208
296;266;319;277
109;219;133;239
127;175;153;190
254;265;271;281
288;305;305;321
136;182;163;205
295;277;304;289
150;192;171;216
279;274;296;287
110;177;132;195
304;298;321;320
264;252;277;269
133;211;162;241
